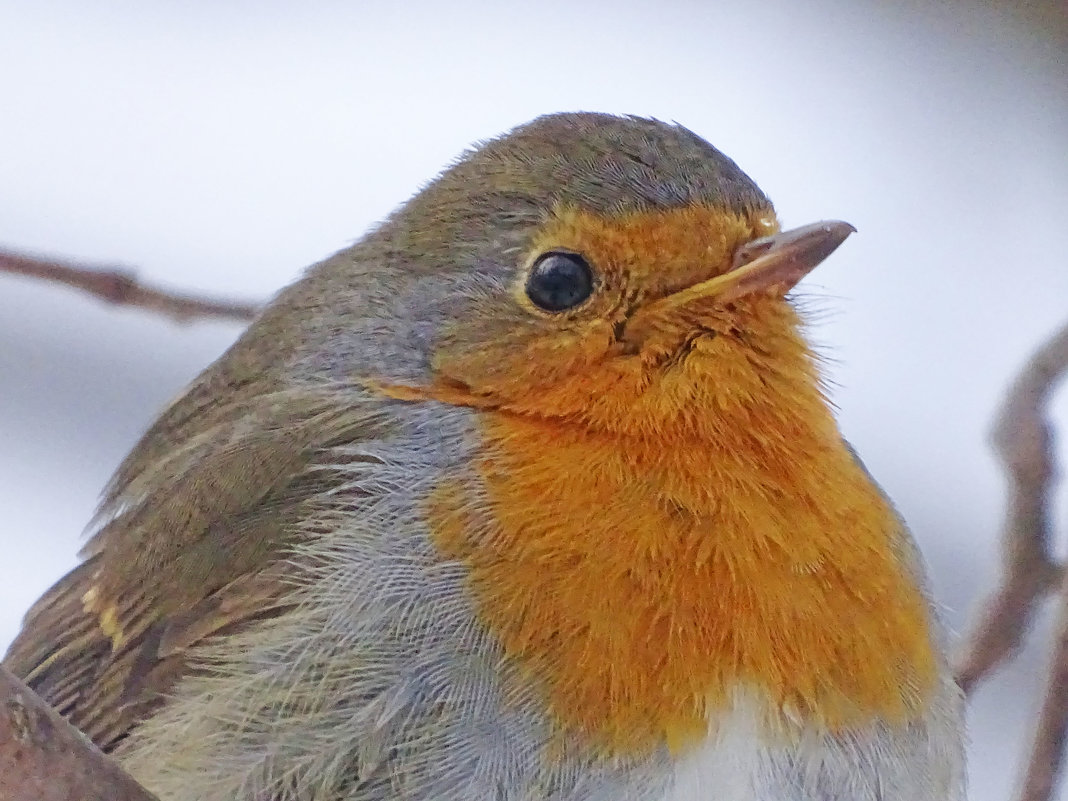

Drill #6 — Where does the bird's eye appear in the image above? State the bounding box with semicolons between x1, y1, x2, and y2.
525;252;594;312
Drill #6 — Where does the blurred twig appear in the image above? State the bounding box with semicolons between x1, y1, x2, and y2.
953;319;1068;801
1022;564;1068;801
0;249;261;324
955;320;1068;690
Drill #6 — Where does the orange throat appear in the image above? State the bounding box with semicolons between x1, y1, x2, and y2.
420;328;938;757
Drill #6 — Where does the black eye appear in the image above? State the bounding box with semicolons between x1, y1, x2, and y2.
525;252;594;312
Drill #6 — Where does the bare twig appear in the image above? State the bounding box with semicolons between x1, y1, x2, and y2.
1020;565;1068;801
952;319;1068;801
0;665;158;801
954;320;1068;692
0;249;261;324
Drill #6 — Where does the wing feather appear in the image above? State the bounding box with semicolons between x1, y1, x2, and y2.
4;384;385;752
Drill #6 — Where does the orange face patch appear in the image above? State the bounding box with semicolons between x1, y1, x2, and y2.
425;205;780;427
407;207;938;756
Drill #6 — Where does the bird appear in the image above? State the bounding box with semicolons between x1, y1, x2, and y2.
4;112;965;801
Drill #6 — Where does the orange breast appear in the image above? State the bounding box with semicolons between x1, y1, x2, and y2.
427;408;938;756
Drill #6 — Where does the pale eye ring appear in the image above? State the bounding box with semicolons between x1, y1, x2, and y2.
525;252;594;312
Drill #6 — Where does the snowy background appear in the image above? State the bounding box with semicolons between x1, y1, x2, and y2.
1;2;1067;799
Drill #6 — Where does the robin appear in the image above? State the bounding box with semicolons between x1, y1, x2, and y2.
4;113;965;801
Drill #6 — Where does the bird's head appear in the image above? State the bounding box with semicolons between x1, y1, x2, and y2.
301;113;851;435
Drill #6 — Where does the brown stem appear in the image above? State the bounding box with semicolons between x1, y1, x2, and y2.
952;319;1068;801
0;249;261;324
1017;565;1068;801
0;665;157;801
954;320;1068;692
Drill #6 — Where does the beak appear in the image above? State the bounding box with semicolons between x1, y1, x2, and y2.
649;220;856;312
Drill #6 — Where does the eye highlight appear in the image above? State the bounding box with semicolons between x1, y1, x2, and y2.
525;252;594;312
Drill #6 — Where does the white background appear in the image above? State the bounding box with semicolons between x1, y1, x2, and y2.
1;2;1067;799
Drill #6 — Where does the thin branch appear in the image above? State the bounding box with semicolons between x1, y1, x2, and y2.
0;249;262;324
952;319;1068;801
0;665;158;801
954;319;1068;692
1019;565;1068;801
